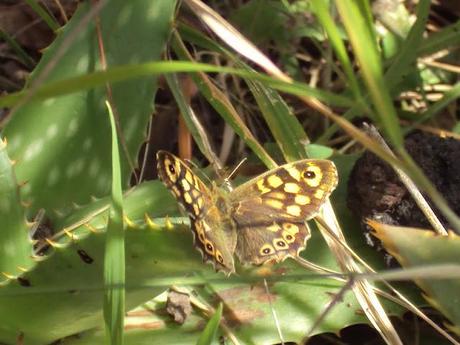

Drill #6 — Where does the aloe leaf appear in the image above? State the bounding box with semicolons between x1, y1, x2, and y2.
0;136;34;282
4;0;176;216
0;180;198;345
371;222;460;334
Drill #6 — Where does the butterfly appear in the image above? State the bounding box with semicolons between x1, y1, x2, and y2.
157;150;338;275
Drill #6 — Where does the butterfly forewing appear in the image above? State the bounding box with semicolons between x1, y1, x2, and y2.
157;150;212;220
156;151;236;274
230;159;338;222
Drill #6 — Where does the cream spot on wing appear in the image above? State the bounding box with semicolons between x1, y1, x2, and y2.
197;197;204;209
260;244;274;256
89;159;100;177
193;175;202;190
195;221;203;231
295;194;310;205
267;192;286;200
267;223;281;232
202;222;212;232
204;240;215;255
184;192;193;204
257;179;271;194
194;222;206;242
191;189;201;199
66;118;79;138
282;231;296;243
265;199;284;210
172;186;181;196
181;179;191;191
267;175;283;188
164;158;179;183
273;238;288;250
215;250;224;264
286;205;301;217
185;170;194;185
81;138;92;152
303;165;323;187
46;166;60;186
284;183;300;194
193;204;200;216
314;189;325;199
283;223;299;235
285;166;301;181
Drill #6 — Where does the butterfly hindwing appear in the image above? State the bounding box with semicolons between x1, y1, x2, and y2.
235;221;311;265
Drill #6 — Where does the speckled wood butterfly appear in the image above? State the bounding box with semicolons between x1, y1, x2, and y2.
157;150;338;275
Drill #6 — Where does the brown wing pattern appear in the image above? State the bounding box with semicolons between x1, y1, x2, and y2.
230;159;338;223
230;159;338;265
235;222;311;265
156;151;236;274
157;150;212;220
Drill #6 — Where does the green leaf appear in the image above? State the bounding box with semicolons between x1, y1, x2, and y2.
305;144;334;159
0;136;34;281
171;33;277;169
24;0;59;31
196;303;222;345
4;0;176;215
246;77;309;162
335;0;403;148
103;102;125;344
371;222;460;335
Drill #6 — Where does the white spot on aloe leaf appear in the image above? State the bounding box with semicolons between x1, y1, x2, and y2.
82;138;92;151
46;124;58;139
66;159;85;178
66;118;79;138
89;159;100;177
47;166;60;186
23;139;44;161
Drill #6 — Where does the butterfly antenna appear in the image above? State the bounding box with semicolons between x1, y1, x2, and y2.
264;278;285;345
220;157;247;192
224;157;247;191
227;157;247;181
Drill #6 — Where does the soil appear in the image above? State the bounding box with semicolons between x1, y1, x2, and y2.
347;130;460;265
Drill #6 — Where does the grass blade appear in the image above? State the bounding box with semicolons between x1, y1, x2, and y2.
103;101;125;345
196;303;223;345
